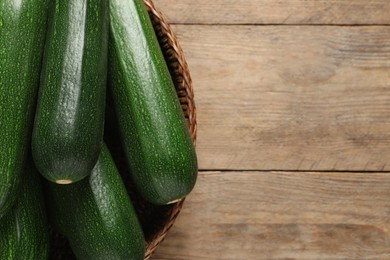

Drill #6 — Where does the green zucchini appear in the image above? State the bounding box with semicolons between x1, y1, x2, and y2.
32;0;109;184
109;0;198;205
45;144;145;259
0;0;49;217
0;159;49;260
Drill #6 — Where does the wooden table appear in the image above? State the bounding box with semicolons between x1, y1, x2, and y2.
150;1;390;259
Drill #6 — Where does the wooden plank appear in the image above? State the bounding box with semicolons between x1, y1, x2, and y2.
153;0;390;25
151;171;390;259
171;25;390;171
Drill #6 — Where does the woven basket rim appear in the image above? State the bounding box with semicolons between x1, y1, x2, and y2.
143;0;196;259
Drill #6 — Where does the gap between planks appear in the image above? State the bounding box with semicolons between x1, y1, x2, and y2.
169;23;390;27
198;169;390;174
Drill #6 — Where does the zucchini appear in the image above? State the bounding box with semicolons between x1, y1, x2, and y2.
32;0;109;184
109;0;198;205
45;144;145;259
0;159;49;260
0;0;49;217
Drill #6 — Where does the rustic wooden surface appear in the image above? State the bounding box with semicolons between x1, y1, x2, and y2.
151;0;390;259
154;0;390;25
154;171;390;259
174;25;390;172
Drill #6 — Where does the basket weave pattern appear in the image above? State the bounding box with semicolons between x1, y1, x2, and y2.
144;0;196;142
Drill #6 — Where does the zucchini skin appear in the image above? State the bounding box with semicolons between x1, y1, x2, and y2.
45;144;145;260
0;159;49;260
32;0;109;183
0;0;49;217
109;0;198;205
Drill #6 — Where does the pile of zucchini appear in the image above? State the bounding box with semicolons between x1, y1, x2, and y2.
0;0;197;259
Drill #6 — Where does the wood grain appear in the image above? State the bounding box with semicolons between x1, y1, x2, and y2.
147;2;390;259
153;0;390;25
151;171;390;259
170;25;390;171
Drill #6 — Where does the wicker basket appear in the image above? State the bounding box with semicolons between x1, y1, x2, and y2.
49;0;196;259
142;0;196;258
